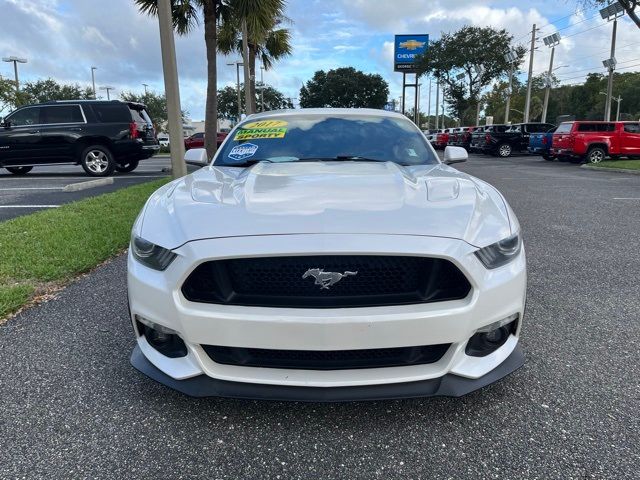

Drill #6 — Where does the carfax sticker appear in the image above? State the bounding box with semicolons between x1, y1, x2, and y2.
228;143;259;161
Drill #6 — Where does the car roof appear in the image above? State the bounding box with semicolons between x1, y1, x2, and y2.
244;108;407;120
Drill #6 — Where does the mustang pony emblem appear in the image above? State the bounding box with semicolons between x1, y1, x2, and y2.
302;268;358;290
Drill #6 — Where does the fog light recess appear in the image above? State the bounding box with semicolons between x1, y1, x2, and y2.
135;315;188;358
465;314;519;358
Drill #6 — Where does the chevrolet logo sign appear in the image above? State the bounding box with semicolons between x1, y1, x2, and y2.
399;39;426;50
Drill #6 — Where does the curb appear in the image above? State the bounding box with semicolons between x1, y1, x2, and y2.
580;165;640;176
63;177;114;192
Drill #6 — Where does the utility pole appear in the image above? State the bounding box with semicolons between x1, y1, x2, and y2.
541;33;561;123
157;0;186;179
434;78;440;129
91;66;97;99
427;77;432;129
2;56;27;91
524;24;537;123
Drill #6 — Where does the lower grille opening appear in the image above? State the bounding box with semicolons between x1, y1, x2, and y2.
201;344;451;370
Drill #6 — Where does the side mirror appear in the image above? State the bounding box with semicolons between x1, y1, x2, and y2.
184;148;209;167
443;146;468;165
2;119;11;129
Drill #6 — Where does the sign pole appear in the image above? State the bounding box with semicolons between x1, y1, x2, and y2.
414;73;420;125
401;73;406;115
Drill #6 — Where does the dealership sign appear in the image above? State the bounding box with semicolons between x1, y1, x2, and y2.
394;34;429;72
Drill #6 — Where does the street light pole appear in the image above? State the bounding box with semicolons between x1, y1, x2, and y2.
504;50;517;124
605;19;617;121
157;0;186;179
142;83;149;95
260;66;265;112
600;2;624;121
99;86;115;100
2;56;27;91
541;33;561;123
227;61;243;122
524;24;537;123
91;66;97;99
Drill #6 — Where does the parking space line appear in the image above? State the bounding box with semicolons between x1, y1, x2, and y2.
0;205;60;208
613;197;640;200
0;187;64;191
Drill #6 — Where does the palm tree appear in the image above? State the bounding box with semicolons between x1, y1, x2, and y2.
218;0;291;114
135;0;223;157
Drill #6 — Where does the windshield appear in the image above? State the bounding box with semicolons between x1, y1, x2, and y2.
214;113;439;167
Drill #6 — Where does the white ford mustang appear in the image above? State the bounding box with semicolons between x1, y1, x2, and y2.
128;108;526;401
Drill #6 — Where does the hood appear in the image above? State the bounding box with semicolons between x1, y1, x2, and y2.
140;162;513;249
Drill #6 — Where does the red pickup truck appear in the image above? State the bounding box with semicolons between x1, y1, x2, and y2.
551;121;640;163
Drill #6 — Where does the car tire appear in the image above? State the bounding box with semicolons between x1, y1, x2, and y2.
542;154;553;161
586;147;606;164
5;166;33;175
497;143;512;158
115;159;139;173
80;145;115;177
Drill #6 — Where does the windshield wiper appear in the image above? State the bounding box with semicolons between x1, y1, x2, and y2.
296;156;386;162
223;159;274;167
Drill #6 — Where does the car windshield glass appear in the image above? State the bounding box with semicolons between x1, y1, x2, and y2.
214;114;440;167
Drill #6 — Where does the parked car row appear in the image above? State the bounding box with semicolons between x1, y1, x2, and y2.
427;120;640;164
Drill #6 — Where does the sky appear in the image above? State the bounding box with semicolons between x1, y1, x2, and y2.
1;0;639;120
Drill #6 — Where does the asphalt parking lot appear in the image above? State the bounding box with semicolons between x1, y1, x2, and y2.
0;156;197;222
1;153;639;479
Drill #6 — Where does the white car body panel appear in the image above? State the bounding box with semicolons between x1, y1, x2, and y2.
127;108;527;399
141;161;511;250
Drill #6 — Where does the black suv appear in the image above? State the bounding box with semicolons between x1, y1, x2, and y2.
0;100;159;176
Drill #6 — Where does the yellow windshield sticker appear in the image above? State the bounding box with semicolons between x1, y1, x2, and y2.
243;120;288;129
234;127;287;140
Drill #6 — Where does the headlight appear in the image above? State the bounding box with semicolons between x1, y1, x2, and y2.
474;233;522;269
131;235;176;271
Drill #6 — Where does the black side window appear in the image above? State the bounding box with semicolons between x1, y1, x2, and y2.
41;105;84;124
6;107;40;126
624;123;640;133
92;104;131;123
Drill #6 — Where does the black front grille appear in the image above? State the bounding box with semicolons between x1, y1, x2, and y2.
182;255;471;308
202;344;452;370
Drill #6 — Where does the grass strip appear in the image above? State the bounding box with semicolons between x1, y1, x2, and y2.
591;160;640;171
0;178;168;319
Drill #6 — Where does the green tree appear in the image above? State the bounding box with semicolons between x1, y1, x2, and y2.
135;0;223;157
217;83;292;119
217;0;291;114
299;67;389;109
0;77;17;116
15;78;94;106
416;26;526;124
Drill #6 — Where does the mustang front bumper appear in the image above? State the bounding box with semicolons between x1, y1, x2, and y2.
128;234;527;400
